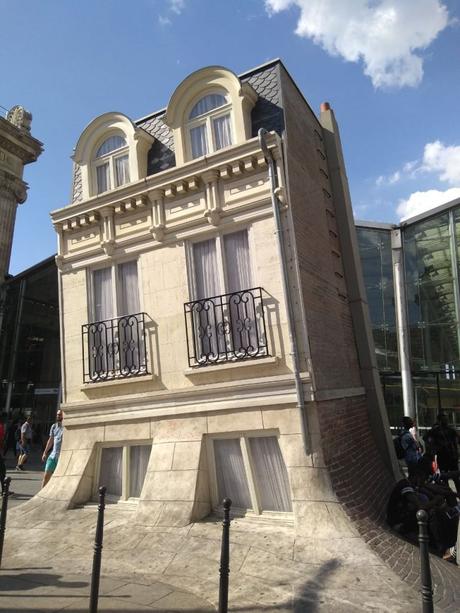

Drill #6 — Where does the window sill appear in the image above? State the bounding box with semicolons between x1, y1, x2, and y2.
81;371;155;392
184;355;278;377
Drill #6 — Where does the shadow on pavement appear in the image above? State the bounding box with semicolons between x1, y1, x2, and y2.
0;572;88;590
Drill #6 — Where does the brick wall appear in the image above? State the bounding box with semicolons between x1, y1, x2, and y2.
317;395;394;523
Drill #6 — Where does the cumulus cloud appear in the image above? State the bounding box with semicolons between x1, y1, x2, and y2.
265;0;449;88
376;170;401;186
169;0;185;13
422;141;460;184
397;187;460;220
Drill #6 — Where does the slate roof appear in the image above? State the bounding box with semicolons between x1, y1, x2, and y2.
71;60;284;203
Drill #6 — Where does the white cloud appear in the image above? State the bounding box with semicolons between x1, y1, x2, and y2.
422;141;460;184
265;0;449;88
158;15;172;26
169;0;185;14
376;170;401;186
397;187;460;220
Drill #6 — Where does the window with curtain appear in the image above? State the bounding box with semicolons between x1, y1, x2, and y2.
191;230;256;361
89;261;142;377
188;92;233;160
99;447;123;498
212;435;292;515
94;133;130;194
98;443;151;502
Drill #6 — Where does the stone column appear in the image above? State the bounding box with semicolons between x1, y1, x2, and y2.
0;107;43;281
0;170;27;280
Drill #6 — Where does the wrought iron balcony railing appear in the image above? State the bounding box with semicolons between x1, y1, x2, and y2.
184;287;269;367
82;312;148;383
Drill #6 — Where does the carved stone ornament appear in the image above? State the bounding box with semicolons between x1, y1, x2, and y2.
6;106;32;133
0;169;27;203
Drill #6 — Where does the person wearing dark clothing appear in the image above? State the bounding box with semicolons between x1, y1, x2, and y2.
425;412;460;492
387;458;459;562
3;419;17;457
400;416;423;476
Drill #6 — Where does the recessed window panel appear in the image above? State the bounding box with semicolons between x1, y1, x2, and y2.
129;445;151;498
96;135;126;157
214;439;252;509
99;447;123;497
249;436;292;512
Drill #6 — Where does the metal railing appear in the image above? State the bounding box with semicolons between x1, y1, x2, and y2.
184;287;269;367
82;312;148;383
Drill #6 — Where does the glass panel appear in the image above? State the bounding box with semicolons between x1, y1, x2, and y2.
92;268;113;321
118;261;139;316
96;135;126;158
190;124;208;158
129;445;151;498
213;114;232;150
413;374;439;431
96;162;110;193
189;94;227;119
214;439;252;509
115;154;130;187
99;447;123;497
356;227;397;370
249;436;292;512
381;374;404;430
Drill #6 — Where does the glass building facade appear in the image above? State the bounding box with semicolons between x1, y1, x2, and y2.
357;201;460;431
0;256;60;442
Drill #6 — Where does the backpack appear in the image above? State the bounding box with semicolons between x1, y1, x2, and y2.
393;434;405;460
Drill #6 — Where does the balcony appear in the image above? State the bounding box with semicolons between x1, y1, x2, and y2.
82;313;148;383
184;287;269;367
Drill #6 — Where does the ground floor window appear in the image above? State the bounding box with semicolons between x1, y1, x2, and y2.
210;433;292;515
97;443;151;502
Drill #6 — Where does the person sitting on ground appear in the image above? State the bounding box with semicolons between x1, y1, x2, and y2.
387;456;459;563
16;415;33;471
425;411;460;493
41;409;64;488
400;416;423;476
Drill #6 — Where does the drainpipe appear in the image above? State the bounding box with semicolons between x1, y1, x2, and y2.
258;128;310;454
391;228;415;419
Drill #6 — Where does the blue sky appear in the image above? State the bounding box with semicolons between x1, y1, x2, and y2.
2;0;460;274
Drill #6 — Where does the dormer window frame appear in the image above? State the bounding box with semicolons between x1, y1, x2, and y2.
72;112;154;201
165;66;258;167
93;133;130;195
187;90;234;160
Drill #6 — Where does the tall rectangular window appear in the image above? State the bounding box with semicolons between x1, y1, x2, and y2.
96;163;110;194
115;155;130;187
211;435;292;515
98;444;151;502
190;125;208;159
213;114;232;150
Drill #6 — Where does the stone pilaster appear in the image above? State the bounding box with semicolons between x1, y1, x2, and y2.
0;108;43;280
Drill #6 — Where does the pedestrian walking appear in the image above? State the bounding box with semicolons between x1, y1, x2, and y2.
16;415;33;471
41;410;64;488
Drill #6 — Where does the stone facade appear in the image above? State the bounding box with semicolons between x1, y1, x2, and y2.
0;107;43;281
46;60;397;536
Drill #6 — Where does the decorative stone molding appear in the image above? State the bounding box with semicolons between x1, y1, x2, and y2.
202;169;220;226
164;66;258;165
6;106;32;133
72;112;154;200
100;206;116;256
148;189;166;242
0;168;27;203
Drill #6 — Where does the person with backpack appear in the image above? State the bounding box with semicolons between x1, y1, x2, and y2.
396;416;423;476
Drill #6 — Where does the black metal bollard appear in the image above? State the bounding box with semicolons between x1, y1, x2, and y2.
219;498;232;613
0;477;11;568
89;486;106;613
417;509;434;613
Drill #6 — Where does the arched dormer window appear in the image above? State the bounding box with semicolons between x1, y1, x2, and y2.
188;92;233;159
94;134;130;194
165;67;258;166
72;112;154;201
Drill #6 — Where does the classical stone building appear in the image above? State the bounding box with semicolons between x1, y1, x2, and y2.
47;60;398;534
0;106;43;282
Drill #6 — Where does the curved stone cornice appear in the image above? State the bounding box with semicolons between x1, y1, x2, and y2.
0;168;27;203
0;117;43;164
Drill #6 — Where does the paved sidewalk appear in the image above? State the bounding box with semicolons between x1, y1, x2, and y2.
3;448;43;510
1;501;422;613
